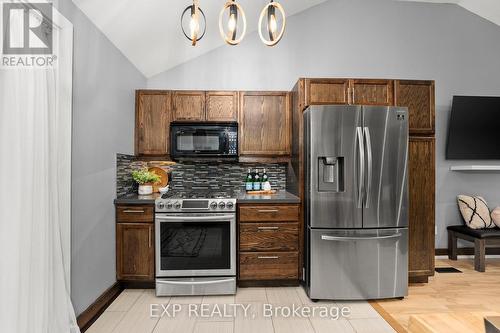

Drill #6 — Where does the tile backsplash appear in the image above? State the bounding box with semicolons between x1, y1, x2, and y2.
116;153;287;196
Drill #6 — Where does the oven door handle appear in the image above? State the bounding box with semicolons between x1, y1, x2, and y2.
156;278;235;285
155;214;235;222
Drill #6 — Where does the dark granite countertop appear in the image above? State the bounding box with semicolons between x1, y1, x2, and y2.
114;193;160;205
114;190;300;205
236;191;300;204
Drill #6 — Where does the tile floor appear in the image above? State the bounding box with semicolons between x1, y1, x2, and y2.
87;287;395;333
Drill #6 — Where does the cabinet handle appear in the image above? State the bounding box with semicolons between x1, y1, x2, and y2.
122;209;145;214
257;226;279;231
258;256;279;259
148;227;152;248
257;209;278;213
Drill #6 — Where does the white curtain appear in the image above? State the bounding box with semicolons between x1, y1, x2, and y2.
0;4;79;333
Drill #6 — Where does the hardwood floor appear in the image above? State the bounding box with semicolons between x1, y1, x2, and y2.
87;287;395;333
373;258;500;333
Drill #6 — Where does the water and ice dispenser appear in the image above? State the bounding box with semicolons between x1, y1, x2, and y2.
318;156;344;192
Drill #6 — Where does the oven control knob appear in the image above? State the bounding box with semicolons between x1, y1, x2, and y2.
226;202;234;209
210;201;218;209
166;202;173;209
157;202;165;210
218;202;226;209
174;202;181;209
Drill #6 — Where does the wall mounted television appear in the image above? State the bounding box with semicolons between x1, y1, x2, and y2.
446;96;500;159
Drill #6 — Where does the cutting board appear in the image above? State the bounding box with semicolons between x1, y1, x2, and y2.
148;167;168;193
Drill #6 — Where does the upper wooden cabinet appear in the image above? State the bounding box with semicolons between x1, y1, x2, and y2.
351;79;394;106
304;78;350;106
172;91;206;121
395;80;435;134
135;91;171;156
239;92;291;156
206;91;238;121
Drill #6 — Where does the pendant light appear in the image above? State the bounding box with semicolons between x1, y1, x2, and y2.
181;0;206;46
219;0;247;46
258;0;286;46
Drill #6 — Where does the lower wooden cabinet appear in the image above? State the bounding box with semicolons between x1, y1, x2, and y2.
116;205;155;282
408;137;435;282
238;204;300;284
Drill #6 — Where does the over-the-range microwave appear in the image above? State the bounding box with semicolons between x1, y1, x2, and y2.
170;122;238;160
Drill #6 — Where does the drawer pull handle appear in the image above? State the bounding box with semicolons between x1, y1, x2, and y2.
257;209;279;213
258;256;279;259
258;226;279;231
122;210;145;213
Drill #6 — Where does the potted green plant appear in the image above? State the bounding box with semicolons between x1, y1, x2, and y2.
131;168;161;195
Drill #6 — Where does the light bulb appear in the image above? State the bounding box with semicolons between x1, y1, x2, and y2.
189;14;199;39
228;13;237;32
269;13;277;33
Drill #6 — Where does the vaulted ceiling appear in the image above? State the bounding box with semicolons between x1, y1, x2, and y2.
399;0;500;27
72;0;500;78
71;0;328;77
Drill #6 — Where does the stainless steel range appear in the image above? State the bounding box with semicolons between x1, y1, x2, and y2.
155;190;237;296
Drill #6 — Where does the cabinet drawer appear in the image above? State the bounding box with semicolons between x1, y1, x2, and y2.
116;205;154;223
239;252;298;280
239;205;299;222
240;223;298;252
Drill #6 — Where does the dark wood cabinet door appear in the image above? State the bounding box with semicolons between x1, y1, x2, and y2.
239;92;290;155
116;223;154;281
135;91;171;156
172;91;206;121
206;91;238;121
305;78;350;105
350;79;394;106
395;80;435;134
408;137;435;281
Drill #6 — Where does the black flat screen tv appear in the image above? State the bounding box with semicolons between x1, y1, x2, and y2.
446;96;500;159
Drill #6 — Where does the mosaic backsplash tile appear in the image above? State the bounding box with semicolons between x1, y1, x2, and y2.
116;153;287;196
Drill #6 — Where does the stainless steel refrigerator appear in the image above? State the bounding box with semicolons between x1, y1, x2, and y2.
304;105;409;300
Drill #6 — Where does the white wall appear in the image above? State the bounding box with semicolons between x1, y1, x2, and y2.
57;1;147;315
148;0;500;249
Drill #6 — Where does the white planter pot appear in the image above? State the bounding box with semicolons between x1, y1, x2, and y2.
138;184;153;195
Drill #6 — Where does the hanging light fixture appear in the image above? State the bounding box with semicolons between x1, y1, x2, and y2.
258;0;286;46
181;0;206;46
219;0;247;46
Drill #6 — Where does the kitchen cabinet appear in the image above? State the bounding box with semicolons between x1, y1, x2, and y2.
172;91;206;121
408;136;435;283
350;79;394;106
206;91;238;121
395;80;435;134
239;92;291;156
135;91;171;156
116;205;154;282
238;203;300;284
304;78;350;106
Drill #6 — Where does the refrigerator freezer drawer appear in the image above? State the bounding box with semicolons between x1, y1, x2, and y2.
308;228;408;300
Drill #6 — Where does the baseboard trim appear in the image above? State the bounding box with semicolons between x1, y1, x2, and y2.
435;247;500;256
77;282;123;332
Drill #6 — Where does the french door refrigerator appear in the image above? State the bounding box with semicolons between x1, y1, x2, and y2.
304;105;409;300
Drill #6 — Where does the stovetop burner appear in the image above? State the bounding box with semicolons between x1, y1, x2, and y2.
161;189;239;200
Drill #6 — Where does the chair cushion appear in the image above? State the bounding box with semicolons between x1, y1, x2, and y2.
457;195;494;229
448;225;500;239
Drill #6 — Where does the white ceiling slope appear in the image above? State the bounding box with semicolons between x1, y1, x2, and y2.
399;0;500;27
72;0;327;77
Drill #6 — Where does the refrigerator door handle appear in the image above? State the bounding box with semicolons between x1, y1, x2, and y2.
356;127;365;208
321;233;402;241
363;127;373;208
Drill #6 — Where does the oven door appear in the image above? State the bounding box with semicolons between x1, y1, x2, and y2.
155;213;236;277
171;128;228;157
